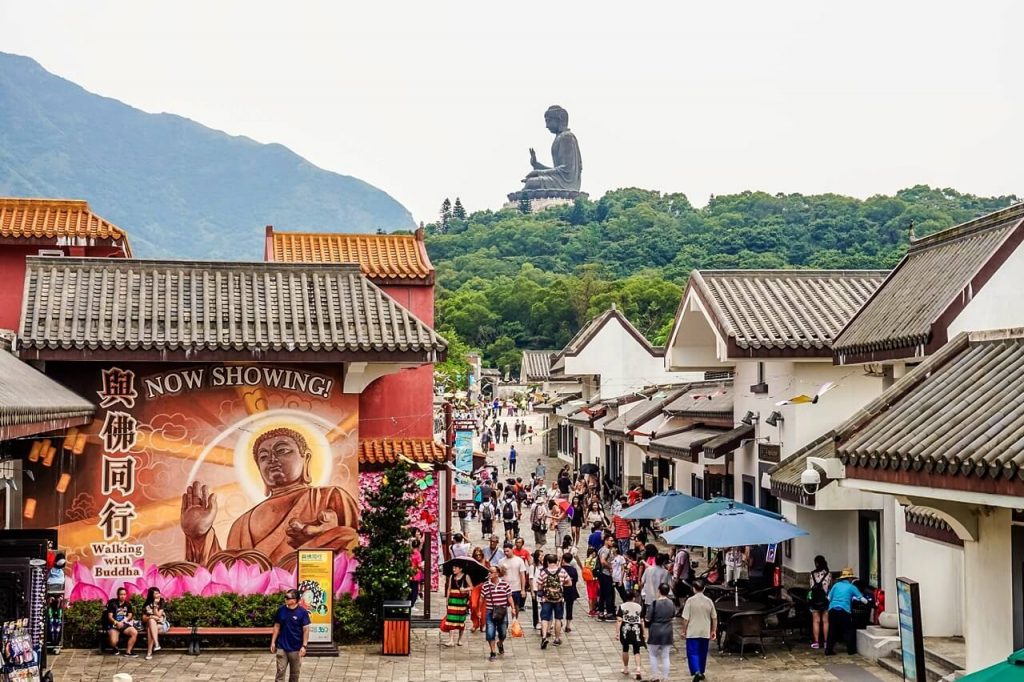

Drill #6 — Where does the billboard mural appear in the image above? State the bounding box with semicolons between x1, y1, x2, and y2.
20;363;359;602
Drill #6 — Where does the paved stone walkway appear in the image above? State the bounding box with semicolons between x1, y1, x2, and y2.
50;410;900;681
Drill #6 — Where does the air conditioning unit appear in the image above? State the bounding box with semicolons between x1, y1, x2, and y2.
37;249;64;257
750;382;768;394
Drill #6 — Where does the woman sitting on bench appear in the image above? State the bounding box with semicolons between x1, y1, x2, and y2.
142;587;170;660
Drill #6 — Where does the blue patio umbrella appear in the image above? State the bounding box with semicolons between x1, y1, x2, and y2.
618;490;704;520
662;497;782;528
662;504;808;606
661;506;807;547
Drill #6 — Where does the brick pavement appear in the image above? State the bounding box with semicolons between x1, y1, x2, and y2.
50;411;900;682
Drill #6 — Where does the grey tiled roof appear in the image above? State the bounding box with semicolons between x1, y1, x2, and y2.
903;506;962;546
19;257;447;360
702;423;754;456
834;203;1024;360
0;350;94;439
649;427;726;459
520;350;556;381
836;329;1024;479
769;434;836;505
662;381;734;418
690;269;886;352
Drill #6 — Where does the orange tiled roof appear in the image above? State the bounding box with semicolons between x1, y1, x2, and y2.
270;229;433;282
358;438;447;466
0;198;131;247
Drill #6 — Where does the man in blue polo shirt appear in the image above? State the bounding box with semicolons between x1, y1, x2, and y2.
825;567;868;656
271;589;310;682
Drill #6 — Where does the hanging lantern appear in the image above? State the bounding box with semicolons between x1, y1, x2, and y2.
63;427;79;450
73;432;88;455
56;473;71;494
24;498;37;518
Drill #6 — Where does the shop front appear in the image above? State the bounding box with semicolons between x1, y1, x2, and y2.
10;256;446;605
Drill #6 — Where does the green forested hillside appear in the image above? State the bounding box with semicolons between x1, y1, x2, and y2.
426;186;1017;378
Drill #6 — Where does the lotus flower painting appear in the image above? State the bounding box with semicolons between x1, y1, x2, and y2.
66;551;358;602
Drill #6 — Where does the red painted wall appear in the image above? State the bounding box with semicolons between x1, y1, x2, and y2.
358;364;435;439
358;282;435;439
0;244;126;331
381;284;434;326
0;246;33;331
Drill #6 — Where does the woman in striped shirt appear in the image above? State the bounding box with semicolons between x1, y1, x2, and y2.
481;566;517;661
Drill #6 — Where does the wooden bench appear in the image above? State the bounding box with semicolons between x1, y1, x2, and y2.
184;626;275;655
99;625;274;655
98;625;191;654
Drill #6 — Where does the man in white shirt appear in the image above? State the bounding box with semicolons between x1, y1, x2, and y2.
681;579;717;682
483;535;504;567
451;533;471;559
501;542;528;610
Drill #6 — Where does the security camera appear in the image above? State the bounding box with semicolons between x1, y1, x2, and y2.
801;455;846;495
801;467;821;495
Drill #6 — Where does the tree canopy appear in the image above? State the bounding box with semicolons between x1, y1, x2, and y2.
426;186;1017;374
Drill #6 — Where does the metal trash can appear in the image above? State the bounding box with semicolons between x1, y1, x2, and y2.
381;600;412;656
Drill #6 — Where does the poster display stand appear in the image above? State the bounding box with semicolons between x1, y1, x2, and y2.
296;549;338;657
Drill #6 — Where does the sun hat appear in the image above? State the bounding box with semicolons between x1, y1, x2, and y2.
838;567;857;580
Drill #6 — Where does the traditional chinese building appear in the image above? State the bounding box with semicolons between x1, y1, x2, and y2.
0;198;132;331
0;336;96;526
0;197;448;602
264;225;436;441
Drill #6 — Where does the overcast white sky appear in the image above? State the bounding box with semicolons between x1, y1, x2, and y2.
2;1;1022;223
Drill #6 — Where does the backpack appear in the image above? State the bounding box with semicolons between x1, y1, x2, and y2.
481;503;494;521
542;568;564;603
809;571;828;608
502;500;516;521
530;503;545;532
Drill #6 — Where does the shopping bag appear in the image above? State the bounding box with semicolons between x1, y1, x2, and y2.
509;618;524;638
439;617;453;633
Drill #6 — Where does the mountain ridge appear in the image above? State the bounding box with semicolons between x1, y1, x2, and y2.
0;51;415;259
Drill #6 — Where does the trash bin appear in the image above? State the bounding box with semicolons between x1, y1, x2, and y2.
381;600;412;656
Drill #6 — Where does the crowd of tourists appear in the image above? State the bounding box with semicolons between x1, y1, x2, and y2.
439;462;719;682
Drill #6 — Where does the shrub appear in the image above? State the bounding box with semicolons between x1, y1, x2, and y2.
354;462;415;629
63;591;373;647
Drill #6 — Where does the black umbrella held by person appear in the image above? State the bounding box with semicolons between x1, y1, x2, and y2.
441;556;489;584
579;463;599;475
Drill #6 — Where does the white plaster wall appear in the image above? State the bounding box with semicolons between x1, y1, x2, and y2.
731;360;884;510
583;429;603;465
624;442;645;480
564;319;696;397
963;508;1013;671
948;241;1024;338
665;292;729;370
894;507;965;637
784;363;883;456
674;459;698;494
788;504;860;576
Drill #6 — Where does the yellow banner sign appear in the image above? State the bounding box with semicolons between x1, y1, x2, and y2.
297;549;335;644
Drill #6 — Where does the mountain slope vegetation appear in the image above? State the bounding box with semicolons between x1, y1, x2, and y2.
426;186;1017;376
